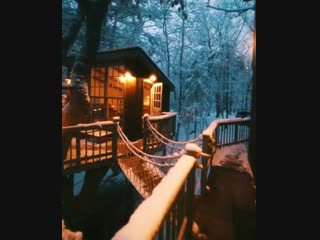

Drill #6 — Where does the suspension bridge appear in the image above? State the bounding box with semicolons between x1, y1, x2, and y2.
62;112;252;239
63;113;205;198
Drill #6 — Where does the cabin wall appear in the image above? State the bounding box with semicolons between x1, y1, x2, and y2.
162;85;170;112
124;77;143;141
65;53;174;140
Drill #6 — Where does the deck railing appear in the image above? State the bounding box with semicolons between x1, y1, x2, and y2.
63;116;251;239
200;117;251;194
143;112;177;154
62;113;177;175
62;121;118;175
112;154;198;240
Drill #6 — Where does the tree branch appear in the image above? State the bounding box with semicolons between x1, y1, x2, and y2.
207;0;255;13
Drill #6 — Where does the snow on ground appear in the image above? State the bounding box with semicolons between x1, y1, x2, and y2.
211;143;253;178
177;112;237;142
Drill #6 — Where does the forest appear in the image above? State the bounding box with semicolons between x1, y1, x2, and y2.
62;0;255;138
62;1;256;239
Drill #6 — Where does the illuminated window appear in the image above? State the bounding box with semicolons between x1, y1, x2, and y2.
107;65;125;120
90;67;106;121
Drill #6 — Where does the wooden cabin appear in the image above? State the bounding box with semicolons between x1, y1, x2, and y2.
63;46;175;140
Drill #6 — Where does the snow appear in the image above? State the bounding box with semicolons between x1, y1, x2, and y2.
185;143;202;153
202;117;250;137
178;143;210;164
67;112;253;239
71;140;253;239
211;143;253;178
62;120;115;130
112;155;197;240
177;112;242;142
144;112;177;121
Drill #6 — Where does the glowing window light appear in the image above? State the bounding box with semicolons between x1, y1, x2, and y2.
150;75;157;81
119;76;126;83
125;72;132;79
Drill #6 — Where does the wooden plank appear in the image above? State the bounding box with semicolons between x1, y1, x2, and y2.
80;129;112;137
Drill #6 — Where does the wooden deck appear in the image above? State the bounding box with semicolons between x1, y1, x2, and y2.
62;112;177;176
63;137;144;175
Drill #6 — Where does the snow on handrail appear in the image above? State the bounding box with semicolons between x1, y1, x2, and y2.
144;112;177;121
112;155;196;240
62;121;115;130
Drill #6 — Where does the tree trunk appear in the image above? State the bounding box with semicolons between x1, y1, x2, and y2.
62;1;85;62
73;0;109;78
62;1;110;221
162;8;171;77
245;78;252;110
176;18;185;140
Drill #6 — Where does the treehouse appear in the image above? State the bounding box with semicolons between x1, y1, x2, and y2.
63;46;175;140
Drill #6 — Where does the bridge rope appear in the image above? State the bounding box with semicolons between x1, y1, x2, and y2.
116;122;184;198
146;119;202;147
116;120;208;198
117;123;180;165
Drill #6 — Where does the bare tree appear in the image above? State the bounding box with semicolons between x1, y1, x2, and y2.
206;0;256;181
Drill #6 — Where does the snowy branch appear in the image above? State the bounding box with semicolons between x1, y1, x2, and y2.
207;0;255;13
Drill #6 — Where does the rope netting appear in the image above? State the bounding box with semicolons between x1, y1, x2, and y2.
115;120;204;199
146;119;203;149
116;123;181;199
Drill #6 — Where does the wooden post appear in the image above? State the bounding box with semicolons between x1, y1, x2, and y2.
201;134;210;196
142;114;149;152
185;166;196;239
111;120;118;162
200;133;216;196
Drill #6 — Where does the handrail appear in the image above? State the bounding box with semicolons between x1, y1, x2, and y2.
200;117;251;195
146;112;177;121
112;154;197;240
62;113;178;175
143;112;177;154
62;120;115;130
62;121;118;175
202;117;250;137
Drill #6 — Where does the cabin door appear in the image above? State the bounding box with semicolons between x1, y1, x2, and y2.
150;82;162;115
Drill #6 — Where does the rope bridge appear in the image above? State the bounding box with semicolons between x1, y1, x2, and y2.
112;117;251;240
145;118;202;152
115;116;202;199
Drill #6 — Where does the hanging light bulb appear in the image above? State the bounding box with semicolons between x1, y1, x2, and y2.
65;78;72;85
150;74;157;81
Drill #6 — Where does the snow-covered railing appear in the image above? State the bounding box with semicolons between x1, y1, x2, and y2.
112;144;205;240
200;117;251;194
62;121;118;175
143;112;177;154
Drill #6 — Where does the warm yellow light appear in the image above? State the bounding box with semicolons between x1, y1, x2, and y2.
119;76;125;83
124;72;135;82
125;72;132;79
150;74;157;81
65;79;71;85
120;71;135;83
143;79;153;84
